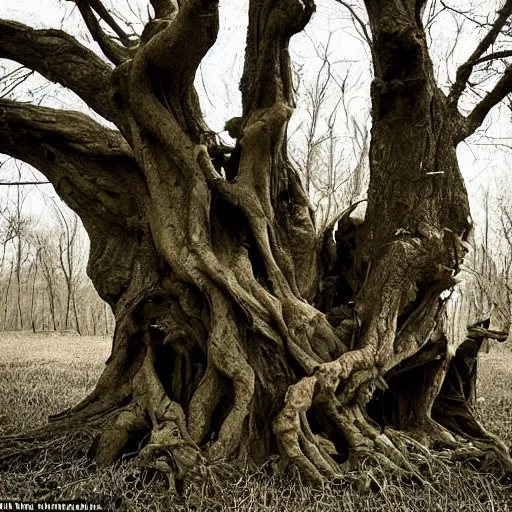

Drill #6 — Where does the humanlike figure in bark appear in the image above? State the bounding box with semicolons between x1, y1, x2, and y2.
1;0;512;486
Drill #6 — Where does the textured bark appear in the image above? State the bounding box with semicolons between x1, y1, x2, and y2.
1;0;511;487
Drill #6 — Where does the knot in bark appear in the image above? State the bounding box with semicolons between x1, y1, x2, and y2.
276;0;316;36
140;18;172;43
315;361;342;392
380;17;424;51
224;117;244;139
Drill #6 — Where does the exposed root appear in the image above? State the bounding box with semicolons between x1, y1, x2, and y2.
331;405;425;483
448;439;512;477
95;404;148;468
272;363;425;485
91;330;204;489
397;418;459;450
187;364;224;445
197;288;255;460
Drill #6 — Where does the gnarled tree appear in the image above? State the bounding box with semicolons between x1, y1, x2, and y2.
1;0;512;487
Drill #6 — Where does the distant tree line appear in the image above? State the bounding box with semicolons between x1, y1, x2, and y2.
0;191;114;335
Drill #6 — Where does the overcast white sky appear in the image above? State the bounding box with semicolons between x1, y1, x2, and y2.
1;0;511;242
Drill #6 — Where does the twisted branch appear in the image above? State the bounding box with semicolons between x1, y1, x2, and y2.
0;20;115;122
0;99;142;228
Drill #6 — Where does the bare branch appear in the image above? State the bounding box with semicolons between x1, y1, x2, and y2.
0;20;115;122
0;181;51;186
0;67;34;99
437;0;494;29
467;325;509;341
87;0;133;45
73;0;133;65
473;49;512;65
463;66;512;138
0;99;142;228
335;1;373;51
0;99;132;157
449;0;512;107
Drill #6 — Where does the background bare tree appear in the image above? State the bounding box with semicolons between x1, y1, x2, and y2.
0;192;114;334
290;31;369;231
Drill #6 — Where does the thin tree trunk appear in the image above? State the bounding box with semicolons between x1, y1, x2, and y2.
30;254;39;333
3;259;13;330
15;238;23;330
73;297;81;335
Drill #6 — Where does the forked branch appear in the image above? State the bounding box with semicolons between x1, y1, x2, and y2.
0;20;115;122
74;0;133;65
86;0;133;46
449;0;512;107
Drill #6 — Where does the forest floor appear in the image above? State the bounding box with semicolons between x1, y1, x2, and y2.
0;331;511;511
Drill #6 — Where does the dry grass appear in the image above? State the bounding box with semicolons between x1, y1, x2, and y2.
476;345;512;447
1;332;512;511
0;331;110;434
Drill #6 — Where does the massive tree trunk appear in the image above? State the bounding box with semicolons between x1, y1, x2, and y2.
1;0;512;487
